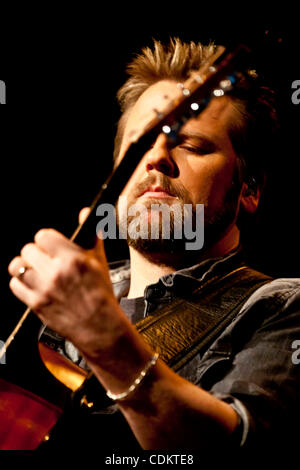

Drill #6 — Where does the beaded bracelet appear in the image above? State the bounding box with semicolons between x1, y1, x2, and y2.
106;352;159;402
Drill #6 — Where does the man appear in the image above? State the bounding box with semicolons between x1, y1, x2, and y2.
8;38;300;455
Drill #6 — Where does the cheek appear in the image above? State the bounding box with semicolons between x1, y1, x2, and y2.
179;156;236;205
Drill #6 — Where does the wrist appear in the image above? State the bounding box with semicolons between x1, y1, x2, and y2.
69;301;131;360
81;310;156;396
106;352;159;402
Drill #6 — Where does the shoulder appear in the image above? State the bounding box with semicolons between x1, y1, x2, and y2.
240;277;300;316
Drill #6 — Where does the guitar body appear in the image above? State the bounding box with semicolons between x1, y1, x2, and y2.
0;377;62;450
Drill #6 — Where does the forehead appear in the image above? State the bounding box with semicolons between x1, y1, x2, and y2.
120;80;238;159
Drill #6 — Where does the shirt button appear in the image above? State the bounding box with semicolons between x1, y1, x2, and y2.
163;275;174;287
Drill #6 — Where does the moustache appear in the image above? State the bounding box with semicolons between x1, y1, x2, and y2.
132;175;190;203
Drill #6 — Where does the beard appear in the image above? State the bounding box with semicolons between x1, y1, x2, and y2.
116;172;242;268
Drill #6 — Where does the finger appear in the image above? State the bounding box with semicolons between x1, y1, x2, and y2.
9;276;41;310
34;228;80;258
21;243;52;274
8;256;40;288
8;256;24;277
79;207;90;225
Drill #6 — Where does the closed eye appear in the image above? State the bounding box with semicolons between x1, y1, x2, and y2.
179;145;215;155
176;132;218;156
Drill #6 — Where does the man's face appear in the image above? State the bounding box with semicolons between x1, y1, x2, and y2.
116;80;243;261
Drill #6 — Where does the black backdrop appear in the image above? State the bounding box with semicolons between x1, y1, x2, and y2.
0;9;299;446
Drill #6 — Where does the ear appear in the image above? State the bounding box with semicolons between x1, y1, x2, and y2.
239;182;261;215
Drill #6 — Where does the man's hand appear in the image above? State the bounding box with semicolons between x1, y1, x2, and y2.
8;225;127;361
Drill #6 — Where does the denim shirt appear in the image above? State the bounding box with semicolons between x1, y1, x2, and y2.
106;250;300;451
41;250;300;452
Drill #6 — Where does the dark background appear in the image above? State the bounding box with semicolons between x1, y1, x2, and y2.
0;8;299;425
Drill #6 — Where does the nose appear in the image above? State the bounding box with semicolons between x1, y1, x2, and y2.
145;134;179;178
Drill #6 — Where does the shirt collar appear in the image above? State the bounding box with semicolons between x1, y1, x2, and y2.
109;247;243;300
161;246;243;288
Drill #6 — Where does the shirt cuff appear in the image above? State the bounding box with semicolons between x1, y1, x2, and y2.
227;397;250;447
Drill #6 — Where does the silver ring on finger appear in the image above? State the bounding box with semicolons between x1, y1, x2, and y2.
17;265;30;280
